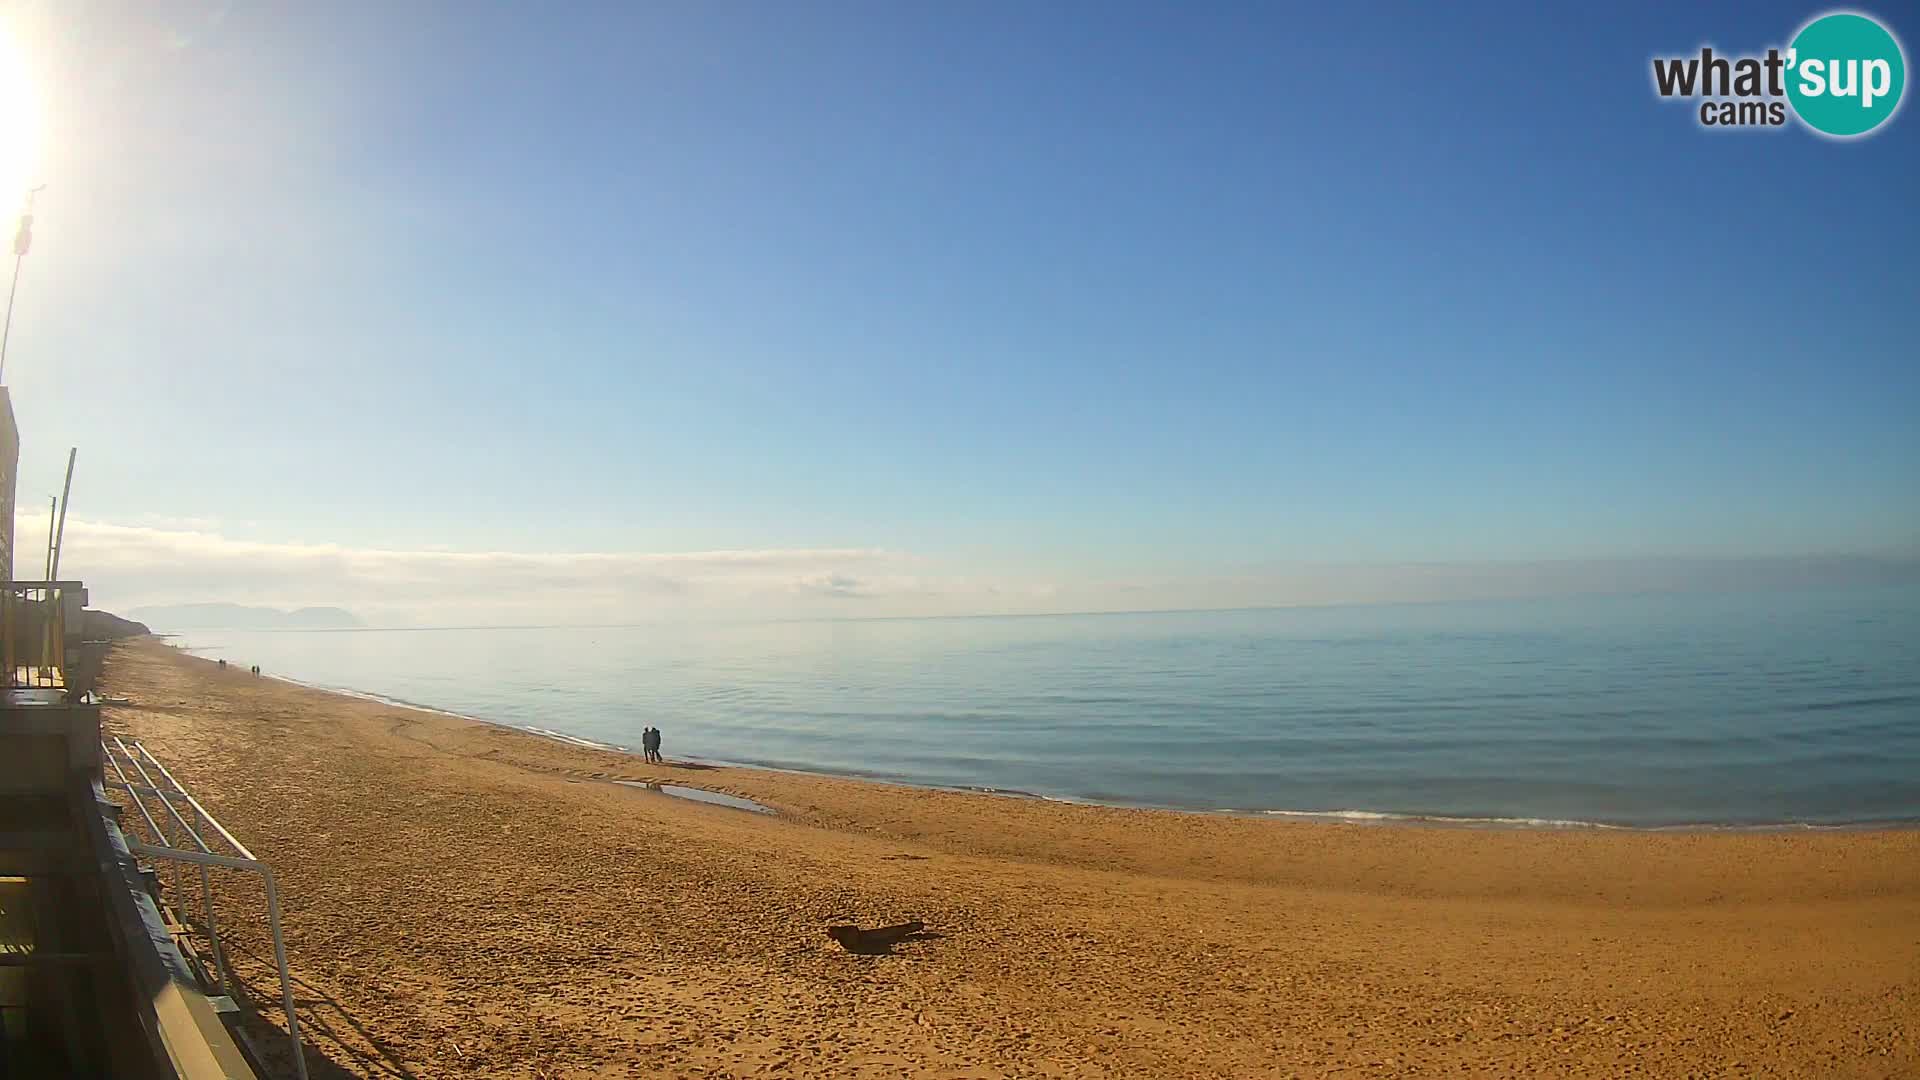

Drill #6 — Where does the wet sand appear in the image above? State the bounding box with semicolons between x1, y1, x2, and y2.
99;637;1917;1078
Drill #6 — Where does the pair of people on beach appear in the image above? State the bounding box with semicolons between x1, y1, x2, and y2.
642;725;664;764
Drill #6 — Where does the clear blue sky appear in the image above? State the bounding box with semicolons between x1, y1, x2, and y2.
3;1;1916;619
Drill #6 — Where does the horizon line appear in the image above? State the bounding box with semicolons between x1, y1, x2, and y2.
132;576;1916;636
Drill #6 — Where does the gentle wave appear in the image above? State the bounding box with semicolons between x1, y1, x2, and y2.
520;726;626;752
1801;693;1918;712
265;674;492;724
1262;809;1629;829
1256;810;1889;832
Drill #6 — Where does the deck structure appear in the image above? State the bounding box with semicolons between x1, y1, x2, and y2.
0;389;264;1075
0;580;260;1077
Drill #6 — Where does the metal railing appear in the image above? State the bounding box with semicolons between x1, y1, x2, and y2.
102;736;308;1080
2;579;81;689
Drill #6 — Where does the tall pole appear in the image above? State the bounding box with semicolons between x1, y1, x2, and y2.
0;259;23;385
42;496;53;581
49;448;74;581
0;186;45;385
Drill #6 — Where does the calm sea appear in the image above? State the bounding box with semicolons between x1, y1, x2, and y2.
176;585;1920;828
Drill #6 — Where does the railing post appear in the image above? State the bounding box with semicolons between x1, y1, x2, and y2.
260;866;309;1080
197;863;227;995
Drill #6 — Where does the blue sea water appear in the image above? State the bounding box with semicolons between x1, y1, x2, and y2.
177;586;1920;828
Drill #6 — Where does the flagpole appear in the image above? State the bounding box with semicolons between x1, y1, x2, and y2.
49;448;75;582
0;185;46;385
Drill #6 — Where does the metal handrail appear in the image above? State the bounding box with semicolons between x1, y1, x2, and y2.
103;741;190;934
138;746;262;862
103;738;308;1080
113;739;229;995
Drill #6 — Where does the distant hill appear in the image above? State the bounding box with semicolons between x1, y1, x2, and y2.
81;610;152;640
129;603;365;631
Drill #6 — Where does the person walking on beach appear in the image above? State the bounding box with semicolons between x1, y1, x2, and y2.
642;726;662;764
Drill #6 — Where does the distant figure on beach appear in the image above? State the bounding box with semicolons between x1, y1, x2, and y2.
643;726;662;764
217;659;226;669
251;665;260;676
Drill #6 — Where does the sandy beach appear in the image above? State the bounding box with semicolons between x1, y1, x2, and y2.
97;637;1917;1079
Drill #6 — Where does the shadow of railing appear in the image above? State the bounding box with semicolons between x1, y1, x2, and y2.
216;937;422;1080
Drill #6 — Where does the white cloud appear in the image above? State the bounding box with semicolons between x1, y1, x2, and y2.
16;515;936;625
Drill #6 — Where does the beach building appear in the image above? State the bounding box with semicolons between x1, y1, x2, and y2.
0;385;262;1077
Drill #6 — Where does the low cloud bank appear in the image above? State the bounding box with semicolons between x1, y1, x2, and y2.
17;515;1916;627
20;517;940;625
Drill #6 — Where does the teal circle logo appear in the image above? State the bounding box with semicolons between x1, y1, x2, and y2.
1786;12;1907;137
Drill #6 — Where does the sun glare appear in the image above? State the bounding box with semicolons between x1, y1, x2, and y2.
0;25;42;213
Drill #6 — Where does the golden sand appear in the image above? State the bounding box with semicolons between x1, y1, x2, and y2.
99;638;1917;1078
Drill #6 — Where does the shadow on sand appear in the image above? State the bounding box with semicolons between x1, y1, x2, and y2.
218;938;422;1080
826;926;948;956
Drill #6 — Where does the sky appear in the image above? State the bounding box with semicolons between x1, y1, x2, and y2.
0;0;1914;624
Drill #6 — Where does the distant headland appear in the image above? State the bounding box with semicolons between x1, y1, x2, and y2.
128;603;365;631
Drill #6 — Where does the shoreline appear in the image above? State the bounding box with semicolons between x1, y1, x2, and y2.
245;655;1918;834
97;637;1920;1078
